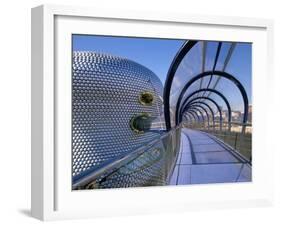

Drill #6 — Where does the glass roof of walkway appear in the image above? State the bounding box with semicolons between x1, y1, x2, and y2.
164;40;252;184
163;40;252;130
71;36;252;189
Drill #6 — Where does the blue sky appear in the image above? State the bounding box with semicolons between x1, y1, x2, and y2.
72;35;183;84
72;35;251;111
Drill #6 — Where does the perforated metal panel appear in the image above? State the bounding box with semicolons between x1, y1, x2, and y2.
76;127;181;189
72;52;165;183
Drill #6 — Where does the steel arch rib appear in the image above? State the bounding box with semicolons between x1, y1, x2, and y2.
183;113;193;123
188;107;205;124
163;40;198;131
179;88;232;130
181;96;223;130
188;109;201;122
188;104;210;127
187;101;215;122
186;110;198;123
187;101;215;127
185;110;200;126
202;42;222;97
184;112;196;123
174;70;248;128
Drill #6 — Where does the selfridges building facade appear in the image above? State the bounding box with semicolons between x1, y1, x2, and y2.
72;52;180;189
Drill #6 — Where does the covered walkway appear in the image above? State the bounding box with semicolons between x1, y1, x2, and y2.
72;39;252;190
169;128;251;185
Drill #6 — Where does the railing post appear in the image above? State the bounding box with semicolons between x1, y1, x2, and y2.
242;124;246;134
228;121;231;132
234;132;238;150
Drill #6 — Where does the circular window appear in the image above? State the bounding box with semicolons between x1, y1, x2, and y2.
130;113;152;133
139;92;154;106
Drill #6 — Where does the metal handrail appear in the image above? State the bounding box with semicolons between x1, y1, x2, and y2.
183;121;252;161
73;129;176;189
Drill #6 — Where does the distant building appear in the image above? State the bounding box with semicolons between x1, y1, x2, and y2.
248;104;252;123
232;110;242;122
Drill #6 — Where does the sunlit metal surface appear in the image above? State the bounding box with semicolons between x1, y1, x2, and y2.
72;52;165;186
73;128;181;189
72;39;252;189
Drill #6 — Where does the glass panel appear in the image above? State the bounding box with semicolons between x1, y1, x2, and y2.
213;77;245;122
224;43;252;108
205;41;219;71
72;35;252;189
169;42;203;127
215;42;232;71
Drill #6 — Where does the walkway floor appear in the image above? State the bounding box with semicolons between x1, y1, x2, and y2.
169;128;251;185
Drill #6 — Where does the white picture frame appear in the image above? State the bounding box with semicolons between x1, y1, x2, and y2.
31;4;274;221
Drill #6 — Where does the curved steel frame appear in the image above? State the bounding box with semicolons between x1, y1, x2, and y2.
184;112;198;125
188;101;215;127
185;104;210;127
188;109;201;122
186;110;202;127
163;40;249;135
186;113;196;123
180;88;232;130
188;106;205;122
186;103;210;127
183;113;193;123
163;40;198;130
180;88;231;120
186;110;199;122
203;42;222;97
182;96;223;130
175;71;248;127
188;106;205;124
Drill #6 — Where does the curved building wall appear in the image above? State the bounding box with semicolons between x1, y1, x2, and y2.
72;52;164;180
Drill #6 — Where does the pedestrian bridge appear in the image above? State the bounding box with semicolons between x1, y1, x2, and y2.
73;124;251;189
72;40;252;190
169;128;251;185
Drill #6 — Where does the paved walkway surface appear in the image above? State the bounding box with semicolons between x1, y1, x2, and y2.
169;128;251;185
